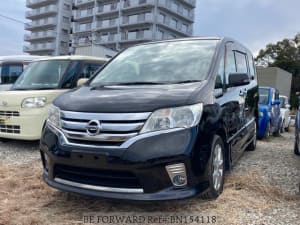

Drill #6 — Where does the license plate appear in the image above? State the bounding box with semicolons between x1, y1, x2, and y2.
0;116;11;124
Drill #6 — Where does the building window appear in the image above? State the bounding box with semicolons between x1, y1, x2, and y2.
182;24;188;33
139;0;146;4
159;13;166;24
63;16;69;23
63;4;70;10
124;0;130;7
170;18;177;28
157;29;164;39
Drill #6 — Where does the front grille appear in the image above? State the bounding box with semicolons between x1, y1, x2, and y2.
0;125;20;134
0;111;20;117
54;164;142;189
60;110;151;147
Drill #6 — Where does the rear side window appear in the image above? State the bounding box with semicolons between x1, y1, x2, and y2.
234;51;248;74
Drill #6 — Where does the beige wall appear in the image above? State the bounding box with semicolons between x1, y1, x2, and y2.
257;67;292;99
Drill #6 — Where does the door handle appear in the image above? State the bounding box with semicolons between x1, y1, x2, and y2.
239;89;247;97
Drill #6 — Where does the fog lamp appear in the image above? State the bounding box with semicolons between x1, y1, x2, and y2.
166;163;187;187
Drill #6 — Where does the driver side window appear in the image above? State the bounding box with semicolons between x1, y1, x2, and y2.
215;54;224;89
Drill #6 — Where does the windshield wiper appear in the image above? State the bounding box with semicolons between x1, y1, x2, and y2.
172;80;203;84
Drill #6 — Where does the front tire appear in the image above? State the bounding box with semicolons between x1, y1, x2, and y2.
201;135;225;200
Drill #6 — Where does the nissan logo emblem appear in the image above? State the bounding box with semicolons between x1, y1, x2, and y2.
86;120;101;136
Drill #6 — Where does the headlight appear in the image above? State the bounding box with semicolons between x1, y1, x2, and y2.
259;112;264;117
140;103;203;134
21;97;47;108
48;105;61;128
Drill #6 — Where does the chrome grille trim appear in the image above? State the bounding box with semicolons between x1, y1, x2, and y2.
60;110;151;147
61;111;151;121
0;111;20;117
61;120;144;132
62;129;138;142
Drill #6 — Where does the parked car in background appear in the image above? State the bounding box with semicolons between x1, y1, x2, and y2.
279;95;291;132
295;92;300;156
0;55;107;141
258;86;282;138
40;37;258;201
0;55;41;91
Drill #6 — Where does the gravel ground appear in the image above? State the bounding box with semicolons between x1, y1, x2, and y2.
0;130;299;225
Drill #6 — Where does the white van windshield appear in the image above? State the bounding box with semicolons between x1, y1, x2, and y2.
13;60;70;90
91;40;218;86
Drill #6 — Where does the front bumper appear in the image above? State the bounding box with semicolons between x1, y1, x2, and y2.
0;107;48;140
40;123;211;201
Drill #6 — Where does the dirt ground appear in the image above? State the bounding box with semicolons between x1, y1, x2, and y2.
0;131;299;225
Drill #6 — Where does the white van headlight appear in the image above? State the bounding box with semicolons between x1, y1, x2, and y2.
21;97;47;108
48;105;61;128
140;103;203;134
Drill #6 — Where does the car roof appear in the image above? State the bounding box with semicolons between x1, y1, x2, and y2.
0;55;42;62
33;55;108;62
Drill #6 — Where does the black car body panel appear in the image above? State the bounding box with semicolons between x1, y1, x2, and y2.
40;37;258;200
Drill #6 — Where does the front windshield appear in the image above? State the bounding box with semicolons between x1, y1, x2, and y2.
90;40;218;86
13;60;70;90
259;88;269;105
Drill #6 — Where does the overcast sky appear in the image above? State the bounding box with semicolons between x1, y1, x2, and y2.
0;0;299;56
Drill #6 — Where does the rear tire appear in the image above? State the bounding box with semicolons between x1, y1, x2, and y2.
201;135;225;200
264;121;271;139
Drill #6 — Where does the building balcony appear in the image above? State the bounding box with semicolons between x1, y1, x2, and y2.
73;23;93;33
122;0;155;11
180;0;196;7
93;19;119;30
121;14;154;27
95;3;120;16
120;30;152;42
23;42;55;53
26;0;57;8
73;8;94;20
25;17;57;30
25;4;57;19
157;17;192;36
94;34;120;45
158;0;194;22
24;30;56;41
73;0;94;8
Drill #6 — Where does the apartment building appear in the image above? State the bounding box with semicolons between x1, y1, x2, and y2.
24;0;72;56
72;0;196;51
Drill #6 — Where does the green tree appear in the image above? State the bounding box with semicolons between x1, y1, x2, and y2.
256;33;300;108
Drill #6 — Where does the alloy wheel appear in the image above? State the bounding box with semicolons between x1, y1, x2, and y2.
212;144;224;191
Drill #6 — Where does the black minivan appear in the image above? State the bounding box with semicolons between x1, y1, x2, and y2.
40;37;258;200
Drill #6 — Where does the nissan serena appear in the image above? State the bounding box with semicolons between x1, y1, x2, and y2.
40;37;258;200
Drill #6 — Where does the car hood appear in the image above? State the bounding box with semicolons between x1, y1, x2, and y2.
0;90;67;108
54;81;208;113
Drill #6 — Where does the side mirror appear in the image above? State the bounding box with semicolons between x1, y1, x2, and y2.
272;99;281;105
285;104;291;109
77;78;89;87
228;73;250;88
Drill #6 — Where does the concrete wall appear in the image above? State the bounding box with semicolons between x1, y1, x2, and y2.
257;67;292;99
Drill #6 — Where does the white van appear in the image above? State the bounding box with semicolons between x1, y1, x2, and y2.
0;55;41;91
0;55;107;140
